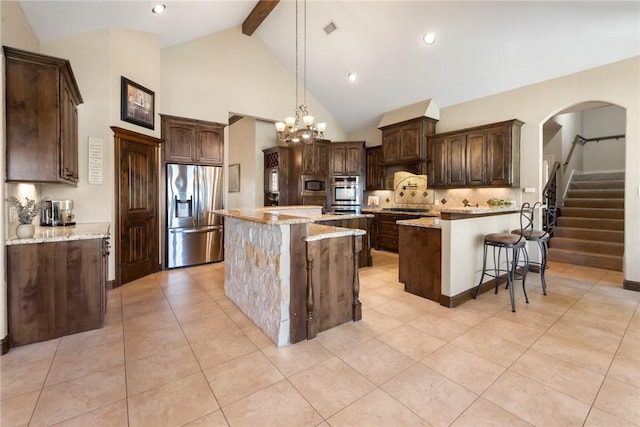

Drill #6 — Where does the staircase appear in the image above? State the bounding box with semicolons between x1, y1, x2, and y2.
549;172;624;271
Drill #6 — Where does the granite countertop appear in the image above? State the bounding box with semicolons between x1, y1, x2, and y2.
362;207;440;217
213;208;317;225
6;222;111;245
308;213;375;221
305;224;367;242
439;206;519;214
396;217;442;229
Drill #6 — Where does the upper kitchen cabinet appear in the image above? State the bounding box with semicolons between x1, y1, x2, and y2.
329;141;365;176
365;146;384;191
299;139;329;176
4;46;83;184
379;117;437;164
427;119;523;188
161;114;225;165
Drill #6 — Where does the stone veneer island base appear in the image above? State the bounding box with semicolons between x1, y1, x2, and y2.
216;207;365;347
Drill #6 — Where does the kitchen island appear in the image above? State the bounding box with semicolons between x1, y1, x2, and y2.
397;207;521;307
213;207;367;346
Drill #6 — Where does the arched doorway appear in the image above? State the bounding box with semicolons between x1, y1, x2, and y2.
541;101;626;272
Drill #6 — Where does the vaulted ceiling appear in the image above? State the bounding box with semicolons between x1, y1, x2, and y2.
18;1;640;133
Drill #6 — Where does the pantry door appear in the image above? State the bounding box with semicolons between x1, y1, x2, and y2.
112;127;161;286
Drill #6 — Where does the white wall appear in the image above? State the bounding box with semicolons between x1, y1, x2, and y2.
582;105;626;171
0;0;38;52
228;117;256;209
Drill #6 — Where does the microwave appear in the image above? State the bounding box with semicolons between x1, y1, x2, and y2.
301;176;327;195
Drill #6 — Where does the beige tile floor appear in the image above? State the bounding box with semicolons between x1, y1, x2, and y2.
1;250;639;427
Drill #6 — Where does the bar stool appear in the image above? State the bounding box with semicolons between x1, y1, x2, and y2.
473;205;530;312
511;201;549;295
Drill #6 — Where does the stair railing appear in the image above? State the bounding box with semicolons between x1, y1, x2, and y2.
543;161;561;233
563;133;626;167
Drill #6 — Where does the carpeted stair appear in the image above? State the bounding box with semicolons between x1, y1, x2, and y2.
549;172;624;271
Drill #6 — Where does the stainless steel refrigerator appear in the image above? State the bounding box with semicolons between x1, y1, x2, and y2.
166;163;224;269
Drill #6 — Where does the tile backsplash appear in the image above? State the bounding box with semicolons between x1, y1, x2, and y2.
365;172;521;209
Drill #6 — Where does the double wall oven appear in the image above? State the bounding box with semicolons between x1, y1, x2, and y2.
330;176;361;214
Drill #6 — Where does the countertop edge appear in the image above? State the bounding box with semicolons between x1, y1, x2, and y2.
6;222;111;245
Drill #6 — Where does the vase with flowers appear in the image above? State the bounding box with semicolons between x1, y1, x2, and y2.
7;196;39;238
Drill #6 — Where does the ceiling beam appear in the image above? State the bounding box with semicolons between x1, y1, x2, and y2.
242;0;280;36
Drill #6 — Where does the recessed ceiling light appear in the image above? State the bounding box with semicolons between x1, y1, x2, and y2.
347;73;358;82
423;33;436;45
152;4;166;14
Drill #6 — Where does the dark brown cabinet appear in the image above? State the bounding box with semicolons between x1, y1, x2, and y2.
365;146;384;191
329;141;365;176
399;225;441;302
161;114;225;165
315;217;372;267
379;117;437;164
263;146;290;206
299;140;329;176
7;238;107;348
428;119;522;188
376;213;420;252
4;46;83;184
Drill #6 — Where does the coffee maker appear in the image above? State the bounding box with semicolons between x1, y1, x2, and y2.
40;199;75;226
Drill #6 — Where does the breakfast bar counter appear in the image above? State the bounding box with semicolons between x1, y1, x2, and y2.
397;207;521;307
213;207;364;346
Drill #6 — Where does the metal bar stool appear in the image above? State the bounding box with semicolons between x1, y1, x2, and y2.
473;206;530;312
511;201;549;295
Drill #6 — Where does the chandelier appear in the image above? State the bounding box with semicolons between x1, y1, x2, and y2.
275;0;326;144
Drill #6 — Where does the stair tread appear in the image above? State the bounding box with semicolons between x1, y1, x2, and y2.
549;247;622;259
552;237;623;245
554;226;623;234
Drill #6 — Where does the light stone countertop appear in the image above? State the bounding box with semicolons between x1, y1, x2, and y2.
439;206;519;214
6;222;111;245
307;213;375;221
305;224;367;242
213;208;316;225
395;217;442;229
213;208;374;225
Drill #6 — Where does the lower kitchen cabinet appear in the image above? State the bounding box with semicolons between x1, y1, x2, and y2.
376;213;420;252
7;238;108;348
315;217;372;267
399;225;441;302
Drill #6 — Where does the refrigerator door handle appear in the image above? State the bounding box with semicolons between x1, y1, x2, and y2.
170;226;223;235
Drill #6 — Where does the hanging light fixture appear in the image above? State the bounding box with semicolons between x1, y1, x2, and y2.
275;0;326;144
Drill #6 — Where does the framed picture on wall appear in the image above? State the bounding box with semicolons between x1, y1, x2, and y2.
120;76;155;129
228;163;240;192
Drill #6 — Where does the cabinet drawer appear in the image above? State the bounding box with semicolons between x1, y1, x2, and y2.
379;223;399;236
378;234;399;252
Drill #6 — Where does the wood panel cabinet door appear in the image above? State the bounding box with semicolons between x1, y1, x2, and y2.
428;137;447;188
163;120;197;163
301;141;329;176
382;127;401;162
486;126;511;186
60;79;80;182
330;145;346;175
365;146;384;191
398;125;421;160
466;131;487;186
197;125;224;165
446;135;466;187
399;226;441;302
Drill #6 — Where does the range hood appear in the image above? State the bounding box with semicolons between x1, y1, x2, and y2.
378;98;440;129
